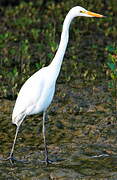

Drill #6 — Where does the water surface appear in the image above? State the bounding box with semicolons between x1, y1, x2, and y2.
0;80;117;179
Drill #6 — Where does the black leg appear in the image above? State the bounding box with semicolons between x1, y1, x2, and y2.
6;125;20;164
42;111;49;165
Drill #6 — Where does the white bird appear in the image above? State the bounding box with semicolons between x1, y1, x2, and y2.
6;6;104;164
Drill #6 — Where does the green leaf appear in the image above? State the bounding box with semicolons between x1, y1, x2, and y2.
108;81;113;89
106;45;116;53
107;62;116;71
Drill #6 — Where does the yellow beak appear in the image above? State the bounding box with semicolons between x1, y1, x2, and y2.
86;11;104;17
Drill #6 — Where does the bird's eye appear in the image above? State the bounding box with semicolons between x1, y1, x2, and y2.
80;10;85;13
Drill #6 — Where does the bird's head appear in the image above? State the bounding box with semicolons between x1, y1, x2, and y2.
69;6;104;18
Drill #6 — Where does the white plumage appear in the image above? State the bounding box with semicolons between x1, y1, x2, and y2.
6;6;104;164
12;66;56;126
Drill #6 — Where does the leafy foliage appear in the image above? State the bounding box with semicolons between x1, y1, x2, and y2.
0;0;116;99
106;44;117;97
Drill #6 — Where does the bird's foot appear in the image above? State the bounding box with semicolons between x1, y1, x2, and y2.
5;155;17;165
38;158;54;165
0;155;17;165
45;158;54;165
38;157;64;165
3;155;28;165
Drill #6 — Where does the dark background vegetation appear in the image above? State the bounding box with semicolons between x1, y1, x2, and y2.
0;0;117;99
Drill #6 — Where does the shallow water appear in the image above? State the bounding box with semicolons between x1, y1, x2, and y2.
0;80;117;179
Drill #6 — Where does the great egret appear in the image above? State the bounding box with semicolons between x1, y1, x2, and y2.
6;6;104;164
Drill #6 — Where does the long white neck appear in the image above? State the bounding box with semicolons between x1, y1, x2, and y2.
49;11;75;80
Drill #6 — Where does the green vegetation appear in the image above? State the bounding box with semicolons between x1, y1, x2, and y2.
105;44;117;116
0;0;116;99
106;44;117;90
